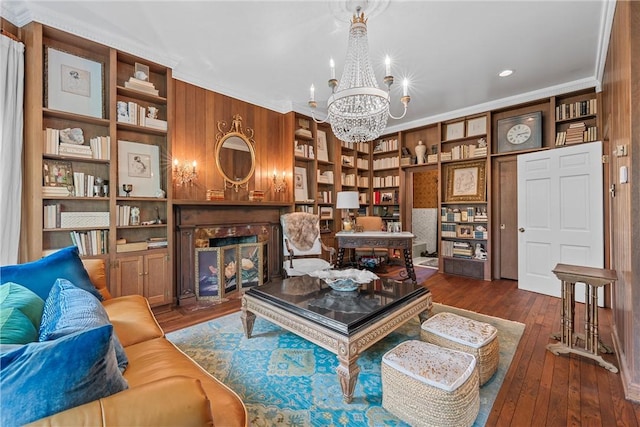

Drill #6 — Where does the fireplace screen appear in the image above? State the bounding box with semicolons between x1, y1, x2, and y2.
238;242;263;289
195;247;222;300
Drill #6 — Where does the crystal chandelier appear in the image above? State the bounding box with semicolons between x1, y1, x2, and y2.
309;6;410;143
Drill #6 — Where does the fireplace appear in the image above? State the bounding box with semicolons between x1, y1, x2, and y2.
174;202;288;305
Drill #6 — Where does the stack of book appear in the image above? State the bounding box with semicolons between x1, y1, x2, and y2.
147;237;168;249
43;204;60;229
452;241;474;259
42;186;70;197
124;77;159;96
71;230;109;256
59;143;92;158
564;122;586;144
441;223;457;238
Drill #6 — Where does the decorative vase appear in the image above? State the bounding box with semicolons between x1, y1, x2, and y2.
415;140;427;164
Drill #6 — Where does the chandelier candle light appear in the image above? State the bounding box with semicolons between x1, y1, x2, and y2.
336;191;360;232
309;6;410;143
173;159;197;186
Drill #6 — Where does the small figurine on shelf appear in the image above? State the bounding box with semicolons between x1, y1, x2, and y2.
478;137;487;148
474;243;488;260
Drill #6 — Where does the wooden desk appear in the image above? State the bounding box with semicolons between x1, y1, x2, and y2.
547;263;618;373
335;231;416;284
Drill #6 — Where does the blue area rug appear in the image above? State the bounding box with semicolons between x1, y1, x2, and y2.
167;303;524;426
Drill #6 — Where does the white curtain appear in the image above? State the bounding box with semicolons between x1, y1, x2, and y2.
0;35;25;265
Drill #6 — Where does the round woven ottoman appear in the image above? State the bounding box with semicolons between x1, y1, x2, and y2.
381;340;480;427
421;311;499;386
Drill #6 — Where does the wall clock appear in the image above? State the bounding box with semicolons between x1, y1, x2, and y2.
497;111;543;153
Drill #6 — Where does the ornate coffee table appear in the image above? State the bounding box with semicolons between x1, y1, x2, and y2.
241;275;432;403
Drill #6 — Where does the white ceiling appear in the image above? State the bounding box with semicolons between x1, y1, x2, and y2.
2;0;614;133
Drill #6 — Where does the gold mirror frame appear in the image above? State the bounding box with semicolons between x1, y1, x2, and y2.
215;114;256;192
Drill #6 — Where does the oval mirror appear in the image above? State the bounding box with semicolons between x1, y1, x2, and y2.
215;115;256;192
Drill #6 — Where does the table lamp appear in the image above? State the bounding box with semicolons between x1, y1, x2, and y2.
336;191;359;232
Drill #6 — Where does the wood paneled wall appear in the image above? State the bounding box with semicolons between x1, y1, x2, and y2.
172;80;292;203
602;0;640;402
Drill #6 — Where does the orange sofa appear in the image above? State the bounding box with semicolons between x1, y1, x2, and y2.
28;260;248;426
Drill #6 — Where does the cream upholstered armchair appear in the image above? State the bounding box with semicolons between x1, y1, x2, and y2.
281;212;335;277
354;216;389;268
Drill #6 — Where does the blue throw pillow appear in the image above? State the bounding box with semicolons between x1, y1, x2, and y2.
0;324;128;426
0;246;102;301
39;279;129;373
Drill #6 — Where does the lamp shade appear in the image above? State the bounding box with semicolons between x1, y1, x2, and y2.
336;191;359;209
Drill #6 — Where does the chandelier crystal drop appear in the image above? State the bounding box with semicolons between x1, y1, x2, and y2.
309;7;410;143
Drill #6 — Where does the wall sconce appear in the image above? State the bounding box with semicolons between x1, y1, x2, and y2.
173;159;197;186
272;170;287;193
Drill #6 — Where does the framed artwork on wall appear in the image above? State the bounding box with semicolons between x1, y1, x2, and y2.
444;160;487;202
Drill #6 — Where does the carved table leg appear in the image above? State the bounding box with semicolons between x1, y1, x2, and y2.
336;354;360;403
403;248;417;284
241;307;255;339
336;247;345;268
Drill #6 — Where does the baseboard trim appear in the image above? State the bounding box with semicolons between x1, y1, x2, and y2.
612;329;640;403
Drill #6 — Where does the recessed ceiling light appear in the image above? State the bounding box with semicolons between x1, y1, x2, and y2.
499;69;514;77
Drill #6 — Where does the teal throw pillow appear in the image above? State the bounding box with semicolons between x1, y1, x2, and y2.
39;279;128;372
0;324;128;426
0;246;102;301
0;308;38;344
0;282;45;344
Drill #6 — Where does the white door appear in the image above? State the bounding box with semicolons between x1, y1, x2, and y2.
517;141;604;305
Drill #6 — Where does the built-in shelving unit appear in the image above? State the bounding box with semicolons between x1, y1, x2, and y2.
22;22;173;307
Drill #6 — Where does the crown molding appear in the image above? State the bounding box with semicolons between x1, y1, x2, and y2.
383;77;600;134
594;0;617;91
3;2;180;69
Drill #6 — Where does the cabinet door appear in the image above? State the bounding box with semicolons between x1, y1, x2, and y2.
116;255;144;297
144;251;170;306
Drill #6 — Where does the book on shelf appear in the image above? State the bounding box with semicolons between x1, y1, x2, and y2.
42;186;71;197
294;128;313;139
70;229;108;256
145;117;167;130
147;237;168;249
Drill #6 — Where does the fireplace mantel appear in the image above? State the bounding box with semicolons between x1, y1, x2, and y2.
174;203;289;304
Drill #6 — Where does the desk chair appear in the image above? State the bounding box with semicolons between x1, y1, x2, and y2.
355;216;389;269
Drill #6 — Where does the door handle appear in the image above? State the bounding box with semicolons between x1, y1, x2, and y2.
519;227;525;233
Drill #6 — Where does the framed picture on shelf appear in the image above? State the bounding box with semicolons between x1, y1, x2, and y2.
294;166;309;201
117;140;161;197
466;116;487;137
317;130;329;162
134;62;150;81
381;192;394;203
456;224;473;238
445;121;465;140
42;160;73;187
195;247;222;301
45;47;104;118
444;160;487;202
319;206;333;219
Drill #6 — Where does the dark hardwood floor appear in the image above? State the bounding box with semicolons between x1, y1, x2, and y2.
156;268;640;427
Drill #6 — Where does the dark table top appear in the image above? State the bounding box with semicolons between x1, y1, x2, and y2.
244;275;430;336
